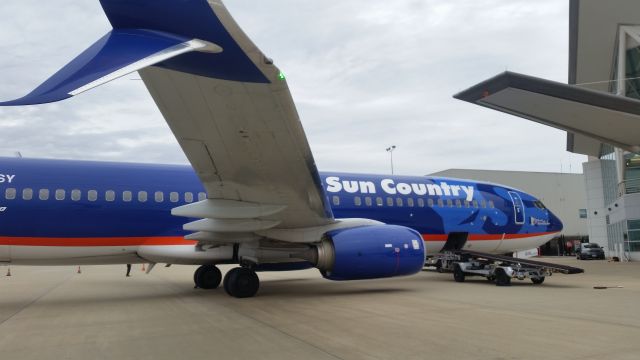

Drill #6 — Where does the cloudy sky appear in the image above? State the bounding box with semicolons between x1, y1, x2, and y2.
0;0;586;176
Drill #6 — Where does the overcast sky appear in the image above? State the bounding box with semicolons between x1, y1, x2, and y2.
0;0;587;175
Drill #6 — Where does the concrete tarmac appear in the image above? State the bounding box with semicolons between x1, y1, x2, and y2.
1;258;639;360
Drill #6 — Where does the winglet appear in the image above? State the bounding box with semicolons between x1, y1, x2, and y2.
0;29;220;106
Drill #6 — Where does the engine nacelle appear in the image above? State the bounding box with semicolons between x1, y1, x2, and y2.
313;225;425;281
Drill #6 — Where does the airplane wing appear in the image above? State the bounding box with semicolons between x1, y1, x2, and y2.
0;0;336;242
454;71;640;153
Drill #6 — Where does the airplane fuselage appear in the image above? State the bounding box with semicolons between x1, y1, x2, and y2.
0;157;562;265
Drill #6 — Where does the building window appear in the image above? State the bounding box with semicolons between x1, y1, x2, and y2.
138;191;148;203
185;192;194;203
155;191;164;203
170;192;179;203
88;190;97;202
579;209;587;219
22;188;33;201
39;189;50;201
5;188;16;200
71;189;81;201
55;189;66;201
122;191;132;202
105;190;115;202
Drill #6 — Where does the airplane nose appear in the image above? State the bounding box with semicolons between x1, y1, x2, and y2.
549;212;563;233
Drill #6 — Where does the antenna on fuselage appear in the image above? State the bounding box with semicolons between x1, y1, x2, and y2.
14;151;22;158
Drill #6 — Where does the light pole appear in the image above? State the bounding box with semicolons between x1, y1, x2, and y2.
386;145;396;175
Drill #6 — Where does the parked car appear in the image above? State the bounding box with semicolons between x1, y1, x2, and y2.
576;243;605;260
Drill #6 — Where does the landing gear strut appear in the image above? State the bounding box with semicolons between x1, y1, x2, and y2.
193;265;222;289
223;267;260;298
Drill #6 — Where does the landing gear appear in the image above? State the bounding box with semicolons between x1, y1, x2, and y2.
453;264;465;282
223;267;260;298
193;265;222;289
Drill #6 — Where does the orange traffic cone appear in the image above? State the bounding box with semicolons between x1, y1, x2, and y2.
6;267;11;277
77;266;82;274
141;263;146;272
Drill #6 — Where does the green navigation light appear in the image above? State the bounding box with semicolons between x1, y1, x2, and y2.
278;71;286;81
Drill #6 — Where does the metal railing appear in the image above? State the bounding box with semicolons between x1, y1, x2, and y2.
618;178;640;197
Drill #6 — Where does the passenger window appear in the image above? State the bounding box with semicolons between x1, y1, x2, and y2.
106;190;115;202
473;200;479;208
481;200;487;208
407;198;414;207
464;200;470;208
55;189;66;201
5;188;16;200
386;197;394;207
455;199;462;208
88;190;98;202
155;191;164;203
170;192;179;203
332;195;340;206
122;191;132;202
365;197;372;206
489;200;495;209
22;188;33;200
39;189;49;201
376;197;383;206
396;198;403;207
354;196;362;206
138;191;148;202
418;198;425;207
198;192;206;201
71;189;81;201
184;192;194;203
428;199;434;207
437;199;444;207
446;199;453;207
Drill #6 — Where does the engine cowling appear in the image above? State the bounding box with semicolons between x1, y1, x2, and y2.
313;225;425;281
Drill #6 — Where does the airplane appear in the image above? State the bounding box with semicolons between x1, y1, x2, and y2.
0;0;563;298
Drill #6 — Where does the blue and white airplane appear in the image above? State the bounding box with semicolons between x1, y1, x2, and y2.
0;0;562;298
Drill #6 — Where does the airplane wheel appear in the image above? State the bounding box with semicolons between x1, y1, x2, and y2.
495;268;511;287
194;265;222;289
531;277;545;285
223;267;260;298
453;264;465;282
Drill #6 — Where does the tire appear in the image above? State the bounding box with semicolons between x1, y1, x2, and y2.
193;266;204;287
453;264;465;283
223;267;260;298
435;259;443;273
494;268;511;287
196;265;222;289
531;277;545;285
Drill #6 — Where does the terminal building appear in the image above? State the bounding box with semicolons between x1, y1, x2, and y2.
431;169;588;255
455;0;640;261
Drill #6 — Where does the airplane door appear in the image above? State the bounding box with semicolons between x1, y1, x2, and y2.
508;191;525;225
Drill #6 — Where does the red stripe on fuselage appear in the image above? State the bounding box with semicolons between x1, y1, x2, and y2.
422;232;557;242
0;236;197;247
